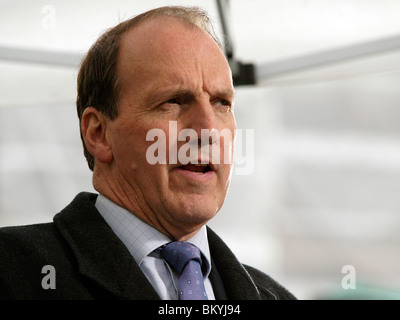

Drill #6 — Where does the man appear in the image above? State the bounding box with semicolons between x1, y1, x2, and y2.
0;6;295;300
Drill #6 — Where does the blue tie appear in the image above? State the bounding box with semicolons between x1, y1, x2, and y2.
160;241;208;300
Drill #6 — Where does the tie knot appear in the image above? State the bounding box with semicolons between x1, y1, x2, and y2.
160;241;202;275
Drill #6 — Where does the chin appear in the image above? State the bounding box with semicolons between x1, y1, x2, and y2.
173;200;219;225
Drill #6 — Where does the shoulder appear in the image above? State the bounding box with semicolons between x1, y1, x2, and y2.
0;191;99;265
0;222;60;252
0;222;68;299
243;264;296;300
0;222;70;272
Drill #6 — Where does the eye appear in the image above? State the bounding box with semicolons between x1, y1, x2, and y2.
214;99;232;111
165;98;180;105
219;99;231;106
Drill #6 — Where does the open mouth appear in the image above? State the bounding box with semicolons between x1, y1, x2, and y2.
179;163;213;174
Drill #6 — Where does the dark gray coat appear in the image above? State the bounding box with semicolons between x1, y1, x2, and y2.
0;192;295;300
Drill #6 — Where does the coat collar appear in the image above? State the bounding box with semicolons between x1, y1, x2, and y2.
53;192;160;300
207;227;266;300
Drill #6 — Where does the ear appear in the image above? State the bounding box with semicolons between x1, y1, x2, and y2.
81;107;113;164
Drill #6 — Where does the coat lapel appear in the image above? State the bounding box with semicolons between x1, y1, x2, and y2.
53;192;160;300
208;227;272;300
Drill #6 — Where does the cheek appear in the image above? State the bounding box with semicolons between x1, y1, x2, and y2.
216;127;235;165
110;123;149;172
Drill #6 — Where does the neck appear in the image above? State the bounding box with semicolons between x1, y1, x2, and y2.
93;170;204;241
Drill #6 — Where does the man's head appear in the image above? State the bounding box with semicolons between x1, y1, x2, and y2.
76;6;223;170
78;6;236;240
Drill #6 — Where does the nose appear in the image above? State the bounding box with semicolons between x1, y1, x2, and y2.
185;97;217;137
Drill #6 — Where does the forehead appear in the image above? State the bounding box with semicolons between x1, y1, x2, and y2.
117;17;233;98
119;16;221;61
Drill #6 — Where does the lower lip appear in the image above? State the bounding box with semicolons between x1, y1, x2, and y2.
173;168;216;182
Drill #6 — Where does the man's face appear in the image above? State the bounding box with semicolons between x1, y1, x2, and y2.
106;18;236;239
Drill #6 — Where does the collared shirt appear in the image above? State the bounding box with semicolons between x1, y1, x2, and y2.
95;194;215;300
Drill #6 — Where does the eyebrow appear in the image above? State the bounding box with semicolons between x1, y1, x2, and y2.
214;88;235;102
148;86;235;105
145;87;190;106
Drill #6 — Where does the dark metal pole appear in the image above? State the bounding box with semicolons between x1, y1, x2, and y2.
216;0;234;59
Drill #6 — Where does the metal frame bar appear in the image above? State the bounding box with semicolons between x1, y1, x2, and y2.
257;34;400;79
0;45;81;67
216;0;234;59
